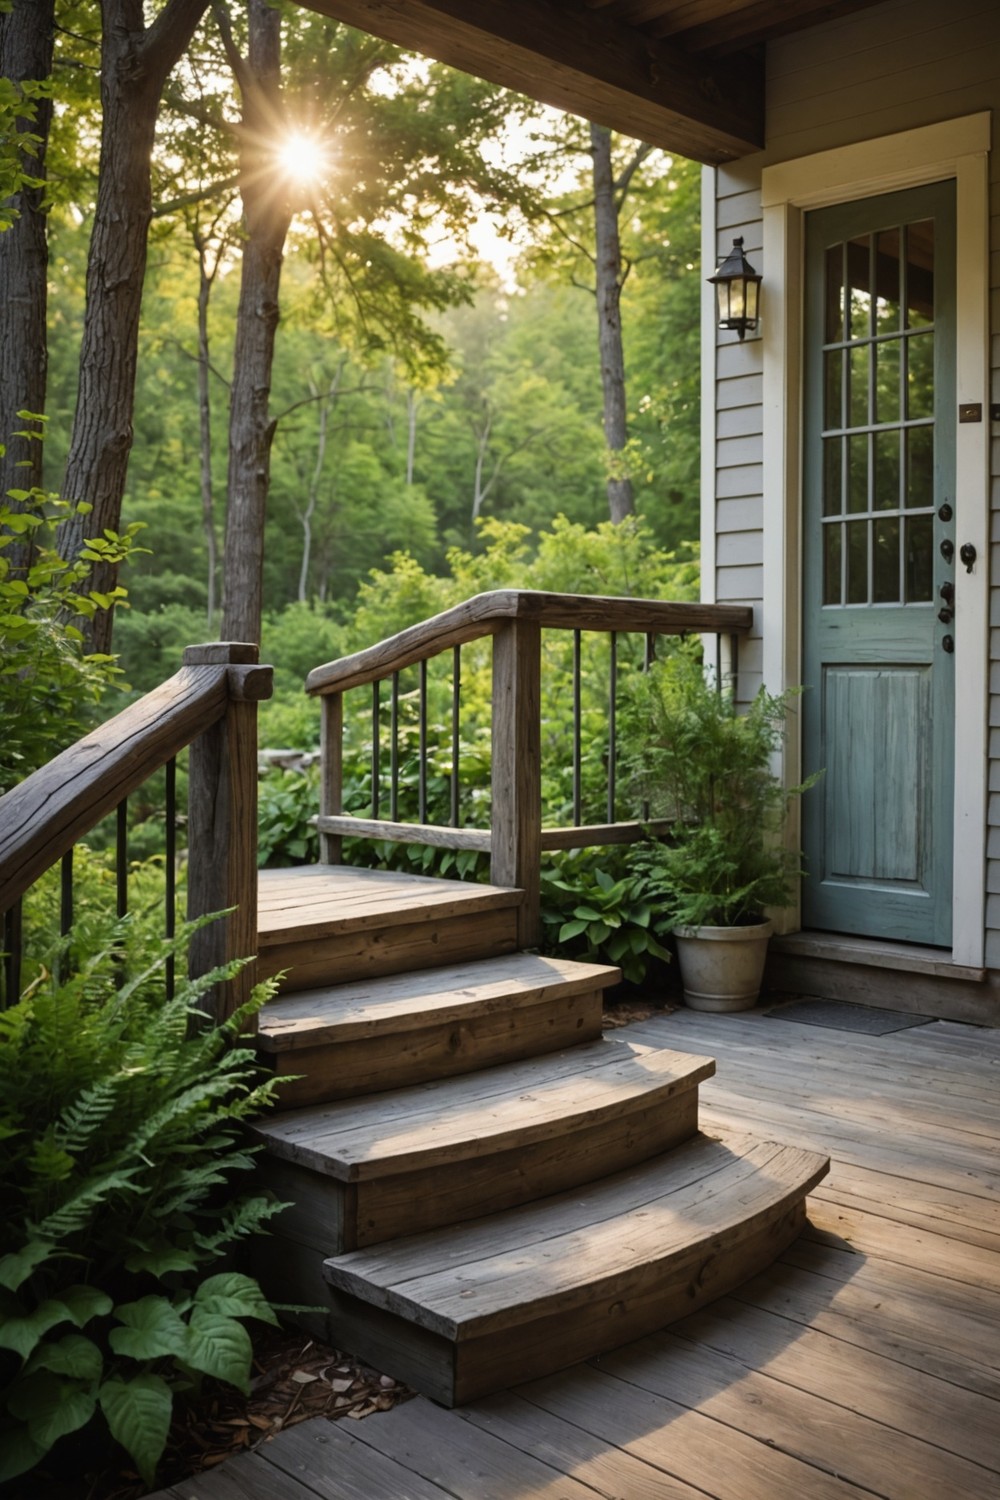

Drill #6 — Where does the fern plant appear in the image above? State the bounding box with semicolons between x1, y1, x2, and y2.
0;916;287;1487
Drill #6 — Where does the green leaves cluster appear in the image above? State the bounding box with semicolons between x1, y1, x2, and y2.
0;920;286;1486
540;850;670;986
0;441;145;792
621;655;816;929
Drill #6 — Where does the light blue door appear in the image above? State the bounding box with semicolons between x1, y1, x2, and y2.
802;182;956;946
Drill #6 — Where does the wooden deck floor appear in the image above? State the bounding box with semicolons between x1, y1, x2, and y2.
151;1004;1000;1500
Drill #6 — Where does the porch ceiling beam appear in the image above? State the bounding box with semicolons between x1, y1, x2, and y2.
294;0;764;162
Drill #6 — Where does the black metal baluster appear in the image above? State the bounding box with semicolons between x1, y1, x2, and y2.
116;799;128;921
390;671;400;823
2;899;22;1007
371;681;380;818
607;632;618;824
572;629;582;826
418;660;428;824
165;757;176;1000
60;849;74;937
451;645;461;828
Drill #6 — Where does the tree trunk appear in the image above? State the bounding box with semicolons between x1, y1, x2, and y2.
57;0;209;654
220;0;291;645
0;0;54;573
590;121;634;525
195;235;219;628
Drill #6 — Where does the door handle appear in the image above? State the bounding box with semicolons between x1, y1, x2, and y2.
960;543;977;573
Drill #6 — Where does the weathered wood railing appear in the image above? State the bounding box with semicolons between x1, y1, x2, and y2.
0;643;272;1023
306;591;753;946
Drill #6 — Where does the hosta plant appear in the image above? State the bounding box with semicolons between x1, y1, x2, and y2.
539;849;671;986
0;916;287;1487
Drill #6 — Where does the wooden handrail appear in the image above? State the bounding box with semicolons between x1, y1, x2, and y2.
0;642;272;1024
305;590;753;696
309;591;754;950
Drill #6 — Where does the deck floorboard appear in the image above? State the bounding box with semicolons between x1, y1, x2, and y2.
147;1004;1000;1500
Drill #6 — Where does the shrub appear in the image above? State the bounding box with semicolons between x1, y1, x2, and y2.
0;918;286;1487
539;848;670;986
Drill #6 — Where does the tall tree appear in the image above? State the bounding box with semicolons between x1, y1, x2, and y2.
56;0;209;654
0;0;55;562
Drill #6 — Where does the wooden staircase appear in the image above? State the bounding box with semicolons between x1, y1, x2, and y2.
252;865;830;1407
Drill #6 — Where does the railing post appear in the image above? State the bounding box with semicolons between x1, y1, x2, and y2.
319;692;343;864
185;643;273;1027
490;618;542;948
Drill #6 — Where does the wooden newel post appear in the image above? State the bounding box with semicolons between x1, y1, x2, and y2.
490;618;542;948
185;643;273;1027
319;692;344;865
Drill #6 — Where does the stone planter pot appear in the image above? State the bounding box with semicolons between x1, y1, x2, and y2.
672;919;774;1012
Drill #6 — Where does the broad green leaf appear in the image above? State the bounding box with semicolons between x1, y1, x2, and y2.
0;1297;72;1359
558;919;587;941
124;1245;199;1277
108;1296;188;1361
0;1426;46;1482
588;921;611;943
194;1272;279;1326
25;1332;103;1382
8;1372;97;1447
99;1373;173;1486
573;905;604;921
0;1240;54;1293
183;1310;252;1391
60;1285;114;1328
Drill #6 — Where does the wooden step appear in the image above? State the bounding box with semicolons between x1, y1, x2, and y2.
257;954;620;1108
257;866;521;991
321;1130;831;1405
253;1039;715;1250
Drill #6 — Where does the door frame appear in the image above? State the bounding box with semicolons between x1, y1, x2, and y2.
759;112;990;966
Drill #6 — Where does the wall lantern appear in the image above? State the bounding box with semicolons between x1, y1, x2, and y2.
708;236;761;340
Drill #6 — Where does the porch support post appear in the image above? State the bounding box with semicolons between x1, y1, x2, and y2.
491;618;542;948
185;642;272;1026
319;692;344;865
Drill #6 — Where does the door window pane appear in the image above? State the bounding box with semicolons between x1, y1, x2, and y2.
847;235;872;338
823;437;843;515
874;228;901;334
848;434;868;513
905;220;934;328
824;349;843;429
850;344;869;427
907;332;934;419
847;520;868;604
874;338;900;423
825;244;844;342
873;429;901;510
904;514;933;601
823;523;842;605
873;516;900;602
905;425;933;509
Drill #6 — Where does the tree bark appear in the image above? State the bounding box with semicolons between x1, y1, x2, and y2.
0;0;54;572
194;230;220;628
57;0;209;654
589;121;634;525
220;0;291;645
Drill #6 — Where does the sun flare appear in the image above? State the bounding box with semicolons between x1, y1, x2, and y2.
276;130;330;186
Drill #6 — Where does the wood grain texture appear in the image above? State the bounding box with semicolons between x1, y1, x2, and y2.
290;1;764;162
316;815;492;852
490;617;541;946
0;663;229;913
304;591;752;696
318;692;343;865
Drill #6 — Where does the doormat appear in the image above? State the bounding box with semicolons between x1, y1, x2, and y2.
765;997;931;1034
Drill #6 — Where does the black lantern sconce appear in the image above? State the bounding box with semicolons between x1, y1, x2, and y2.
708;236;762;340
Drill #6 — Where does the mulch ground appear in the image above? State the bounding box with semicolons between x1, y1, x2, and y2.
26;1000;671;1500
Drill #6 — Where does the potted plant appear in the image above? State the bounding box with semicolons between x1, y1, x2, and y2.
621;653;813;1011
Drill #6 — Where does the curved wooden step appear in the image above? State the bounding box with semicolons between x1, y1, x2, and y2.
257;954;620;1107
322;1130;831;1405
253;1039;715;1249
257;866;522;992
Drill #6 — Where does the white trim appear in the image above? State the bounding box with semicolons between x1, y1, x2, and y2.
760;113;991;968
699;166;718;608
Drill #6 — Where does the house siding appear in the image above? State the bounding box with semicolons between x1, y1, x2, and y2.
707;0;1000;959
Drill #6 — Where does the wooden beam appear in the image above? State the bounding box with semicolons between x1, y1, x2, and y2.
294;0;764;162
